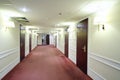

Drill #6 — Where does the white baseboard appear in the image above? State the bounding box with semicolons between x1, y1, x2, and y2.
0;58;19;79
88;68;106;80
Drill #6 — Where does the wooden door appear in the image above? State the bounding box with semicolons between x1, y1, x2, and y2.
37;35;38;45
65;31;69;57
76;18;88;74
29;33;32;52
46;34;49;45
20;25;25;62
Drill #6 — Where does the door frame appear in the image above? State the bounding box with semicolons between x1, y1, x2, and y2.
65;30;69;57
46;34;49;45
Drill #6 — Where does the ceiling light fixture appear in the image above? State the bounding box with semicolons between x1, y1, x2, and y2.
21;7;27;12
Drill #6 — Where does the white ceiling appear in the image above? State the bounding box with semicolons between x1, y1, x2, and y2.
0;0;119;31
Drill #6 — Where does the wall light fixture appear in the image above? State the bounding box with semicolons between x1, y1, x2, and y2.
94;16;105;30
98;24;105;30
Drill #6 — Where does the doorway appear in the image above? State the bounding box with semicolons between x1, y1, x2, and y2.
46;34;49;45
76;18;88;74
29;33;32;52
20;24;25;62
65;30;69;57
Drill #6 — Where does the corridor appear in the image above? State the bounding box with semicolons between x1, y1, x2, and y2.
0;0;120;80
2;45;92;80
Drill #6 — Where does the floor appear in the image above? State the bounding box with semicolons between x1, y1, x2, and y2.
2;45;92;80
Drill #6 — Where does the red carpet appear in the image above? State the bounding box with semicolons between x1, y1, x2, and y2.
2;45;92;80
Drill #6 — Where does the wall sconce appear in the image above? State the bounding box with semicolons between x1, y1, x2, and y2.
7;21;15;28
3;21;15;31
94;17;105;31
98;24;105;30
4;18;15;30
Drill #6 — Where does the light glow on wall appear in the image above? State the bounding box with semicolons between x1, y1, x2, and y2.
56;22;75;27
82;0;117;14
7;21;15;28
2;16;15;28
1;9;23;18
0;9;23;28
94;16;105;25
93;4;113;31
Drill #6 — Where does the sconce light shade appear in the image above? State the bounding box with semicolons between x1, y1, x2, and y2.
7;21;15;28
4;17;15;28
94;17;105;30
98;24;105;30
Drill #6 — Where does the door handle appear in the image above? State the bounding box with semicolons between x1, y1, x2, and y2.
21;43;23;47
82;45;86;53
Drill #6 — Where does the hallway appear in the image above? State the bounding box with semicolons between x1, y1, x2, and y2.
2;45;92;80
0;0;120;80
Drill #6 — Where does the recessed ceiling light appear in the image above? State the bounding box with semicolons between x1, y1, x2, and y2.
21;7;27;12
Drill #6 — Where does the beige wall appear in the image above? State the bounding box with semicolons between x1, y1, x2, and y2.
0;10;38;79
68;25;77;64
37;34;42;45
57;29;65;53
50;34;55;45
25;28;30;56
0;12;20;79
88;3;120;80
31;31;38;49
57;2;120;80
